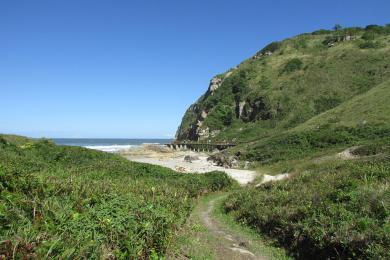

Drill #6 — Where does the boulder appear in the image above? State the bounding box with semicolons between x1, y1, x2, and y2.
184;155;200;163
208;152;238;168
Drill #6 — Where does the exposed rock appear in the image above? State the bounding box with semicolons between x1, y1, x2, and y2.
208;152;238;168
343;35;356;41
243;161;251;169
208;77;223;94
184;155;200;163
338;146;360;160
197;127;210;140
210;130;221;138
255;173;290;186
175;166;186;172
238;101;246;118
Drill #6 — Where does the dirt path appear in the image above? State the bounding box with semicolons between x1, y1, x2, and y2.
200;196;264;260
171;193;289;259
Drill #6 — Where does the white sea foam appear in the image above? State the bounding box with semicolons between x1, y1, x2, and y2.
84;144;137;153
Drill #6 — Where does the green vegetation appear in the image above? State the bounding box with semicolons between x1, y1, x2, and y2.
224;149;390;259
259;41;282;54
177;23;390;143
281;58;303;74
0;136;233;258
175;23;390;259
243;125;390;164
171;193;290;259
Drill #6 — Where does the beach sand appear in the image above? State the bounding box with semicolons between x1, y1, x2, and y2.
120;144;257;185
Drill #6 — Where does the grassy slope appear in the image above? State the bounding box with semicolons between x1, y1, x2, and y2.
296;78;390;130
236;79;390;165
221;51;390;259
175;25;390;259
177;25;390;143
224;146;390;259
0;136;233;258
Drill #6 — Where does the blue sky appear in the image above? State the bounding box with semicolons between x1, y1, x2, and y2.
1;0;389;138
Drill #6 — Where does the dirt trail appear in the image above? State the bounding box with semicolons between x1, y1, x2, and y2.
200;196;265;260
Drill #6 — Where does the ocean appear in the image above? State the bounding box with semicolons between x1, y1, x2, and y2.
52;138;172;153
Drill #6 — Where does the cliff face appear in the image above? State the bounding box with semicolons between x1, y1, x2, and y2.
176;25;390;142
176;73;231;141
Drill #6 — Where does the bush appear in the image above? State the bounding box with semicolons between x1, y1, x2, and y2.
359;40;381;49
292;37;308;49
224;157;390;259
259;41;281;54
362;31;377;40
0;138;234;258
243;125;390;164
258;75;271;89
281;58;303;74
314;95;342;113
311;29;332;35
204;104;235;129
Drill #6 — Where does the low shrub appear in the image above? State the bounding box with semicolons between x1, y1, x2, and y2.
359;40;382;49
311;29;332;35
314;95;342;113
259;41;281;54
362;31;377;41
0;137;234;258
224;156;390;259
281;58;303;74
243;125;390;164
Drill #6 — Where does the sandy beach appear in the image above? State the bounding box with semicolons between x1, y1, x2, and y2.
119;144;258;185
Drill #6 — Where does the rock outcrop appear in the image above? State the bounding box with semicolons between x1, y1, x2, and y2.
207;152;238;168
208;77;222;94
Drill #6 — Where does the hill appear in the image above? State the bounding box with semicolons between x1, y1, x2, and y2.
176;24;390;146
176;24;390;259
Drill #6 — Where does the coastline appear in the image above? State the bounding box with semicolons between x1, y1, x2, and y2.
119;144;257;185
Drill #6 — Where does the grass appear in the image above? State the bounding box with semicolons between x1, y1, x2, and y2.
0;136;234;258
177;24;390;143
173;23;390;259
223;139;390;259
170;192;290;259
241;124;390;164
212;194;291;259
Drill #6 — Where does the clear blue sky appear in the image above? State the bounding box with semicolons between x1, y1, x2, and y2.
1;0;389;138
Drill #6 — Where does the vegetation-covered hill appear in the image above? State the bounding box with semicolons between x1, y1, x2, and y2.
0;135;233;258
176;24;390;145
176;24;390;259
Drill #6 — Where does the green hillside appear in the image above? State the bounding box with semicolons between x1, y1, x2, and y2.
0;136;233;258
176;24;390;144
176;24;390;259
296;78;390;130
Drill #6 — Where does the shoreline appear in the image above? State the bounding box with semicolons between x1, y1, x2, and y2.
119;144;257;185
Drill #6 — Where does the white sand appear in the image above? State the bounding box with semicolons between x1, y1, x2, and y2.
121;144;290;185
120;145;256;185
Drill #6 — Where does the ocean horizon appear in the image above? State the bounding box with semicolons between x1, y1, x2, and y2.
53;138;173;152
